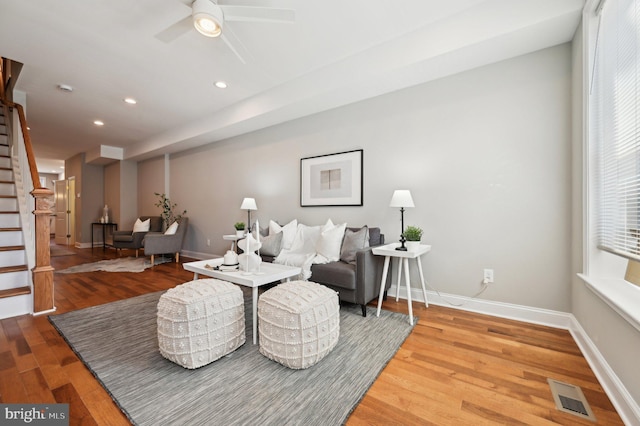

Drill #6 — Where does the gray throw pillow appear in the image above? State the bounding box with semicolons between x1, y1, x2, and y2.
340;226;369;264
260;231;283;257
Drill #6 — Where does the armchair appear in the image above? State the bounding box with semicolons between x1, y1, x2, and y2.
143;217;189;264
113;216;162;257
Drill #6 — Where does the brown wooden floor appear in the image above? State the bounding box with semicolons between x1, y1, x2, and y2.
0;244;624;425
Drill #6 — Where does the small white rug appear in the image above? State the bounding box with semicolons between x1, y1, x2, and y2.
56;257;172;274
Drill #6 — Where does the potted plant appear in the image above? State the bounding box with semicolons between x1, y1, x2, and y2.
403;225;423;250
234;222;246;237
154;193;187;230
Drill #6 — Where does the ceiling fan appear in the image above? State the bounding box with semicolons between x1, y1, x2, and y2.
155;0;295;64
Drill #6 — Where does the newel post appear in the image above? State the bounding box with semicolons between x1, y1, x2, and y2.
31;187;55;314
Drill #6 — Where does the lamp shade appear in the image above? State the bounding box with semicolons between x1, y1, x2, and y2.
389;190;415;208
240;197;258;210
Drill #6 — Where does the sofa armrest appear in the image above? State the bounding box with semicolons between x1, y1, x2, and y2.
354;244;391;306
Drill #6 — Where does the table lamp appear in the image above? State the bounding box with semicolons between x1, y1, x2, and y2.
240;197;258;233
389;190;414;251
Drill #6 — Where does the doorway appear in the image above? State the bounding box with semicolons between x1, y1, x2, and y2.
54;177;75;246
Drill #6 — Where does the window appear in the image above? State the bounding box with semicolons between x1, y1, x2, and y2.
592;0;640;261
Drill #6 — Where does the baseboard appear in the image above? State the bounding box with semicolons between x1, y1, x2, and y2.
568;317;640;425
181;250;220;261
388;285;640;424
388;285;572;329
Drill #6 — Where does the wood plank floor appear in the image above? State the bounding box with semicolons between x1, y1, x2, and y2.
0;244;624;425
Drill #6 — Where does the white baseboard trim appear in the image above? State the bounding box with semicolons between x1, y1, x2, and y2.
388;285;572;329
181;250;218;261
389;285;640;424
568;317;640;425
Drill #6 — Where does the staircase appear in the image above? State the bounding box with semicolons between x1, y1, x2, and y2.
0;106;32;319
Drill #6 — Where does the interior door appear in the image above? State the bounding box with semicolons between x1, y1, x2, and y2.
54;180;69;245
67;177;76;245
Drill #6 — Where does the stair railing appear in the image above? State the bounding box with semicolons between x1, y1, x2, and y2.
1;58;55;315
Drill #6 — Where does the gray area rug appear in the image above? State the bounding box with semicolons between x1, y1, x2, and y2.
55;256;171;274
49;288;415;425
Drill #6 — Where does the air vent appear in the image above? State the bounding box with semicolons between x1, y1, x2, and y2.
547;378;596;422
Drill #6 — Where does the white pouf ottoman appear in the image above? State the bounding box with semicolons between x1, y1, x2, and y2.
258;281;339;369
157;279;245;369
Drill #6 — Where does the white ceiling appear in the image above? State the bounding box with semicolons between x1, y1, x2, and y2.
0;0;584;174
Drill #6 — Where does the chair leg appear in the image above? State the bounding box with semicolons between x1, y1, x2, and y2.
151;254;154;265
175;253;180;263
361;304;367;317
135;249;138;258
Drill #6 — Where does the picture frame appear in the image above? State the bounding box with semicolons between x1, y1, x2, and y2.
300;149;363;207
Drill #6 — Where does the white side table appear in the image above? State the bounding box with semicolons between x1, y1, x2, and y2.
223;234;244;252
372;243;431;325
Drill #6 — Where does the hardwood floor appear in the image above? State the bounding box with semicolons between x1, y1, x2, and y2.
0;245;624;425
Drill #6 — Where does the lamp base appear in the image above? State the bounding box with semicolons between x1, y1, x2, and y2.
396;236;408;251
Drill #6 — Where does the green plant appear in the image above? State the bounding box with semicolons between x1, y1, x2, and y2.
403;225;423;241
234;222;245;231
154;193;187;229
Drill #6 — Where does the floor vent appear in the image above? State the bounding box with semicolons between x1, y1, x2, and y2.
547;378;596;422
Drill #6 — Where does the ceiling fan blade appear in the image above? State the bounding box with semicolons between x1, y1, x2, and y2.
220;6;295;23
220;26;252;64
155;15;193;43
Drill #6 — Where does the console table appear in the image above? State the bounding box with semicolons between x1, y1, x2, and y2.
372;243;431;325
91;222;117;250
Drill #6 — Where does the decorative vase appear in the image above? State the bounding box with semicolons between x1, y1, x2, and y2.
236;230;244;237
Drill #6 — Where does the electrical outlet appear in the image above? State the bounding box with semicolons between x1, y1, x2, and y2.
207;239;210;247
483;269;494;284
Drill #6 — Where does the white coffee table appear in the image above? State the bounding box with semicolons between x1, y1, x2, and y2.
372;243;432;325
183;258;301;344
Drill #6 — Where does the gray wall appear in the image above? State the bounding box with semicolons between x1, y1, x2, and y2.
141;43;573;312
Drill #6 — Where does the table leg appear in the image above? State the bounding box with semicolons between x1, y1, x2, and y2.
193;273;199;280
252;286;258;345
404;258;413;325
91;225;94;251
102;225;106;250
376;256;390;317
416;256;428;307
395;257;403;301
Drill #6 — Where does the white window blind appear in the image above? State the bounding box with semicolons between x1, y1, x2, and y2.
593;0;640;260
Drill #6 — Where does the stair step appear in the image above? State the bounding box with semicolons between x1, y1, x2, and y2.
0;227;21;232
0;265;28;274
0;195;16;199
0;245;25;252
0;211;19;214
0;286;31;299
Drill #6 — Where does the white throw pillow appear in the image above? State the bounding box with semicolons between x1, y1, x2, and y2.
269;219;297;250
164;221;179;235
132;218;150;233
289;223;323;253
315;220;347;263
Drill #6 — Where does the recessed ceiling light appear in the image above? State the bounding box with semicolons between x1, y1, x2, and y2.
215;81;228;89
124;97;137;104
94;120;104;126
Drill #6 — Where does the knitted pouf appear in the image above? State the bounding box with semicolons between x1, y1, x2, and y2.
157;279;245;369
258;281;339;369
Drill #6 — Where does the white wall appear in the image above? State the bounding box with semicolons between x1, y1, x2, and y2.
143;43;573;312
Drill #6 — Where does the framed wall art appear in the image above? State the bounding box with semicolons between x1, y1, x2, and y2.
300;149;363;207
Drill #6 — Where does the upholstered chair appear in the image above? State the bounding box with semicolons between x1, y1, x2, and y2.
113;216;162;257
143;217;189;264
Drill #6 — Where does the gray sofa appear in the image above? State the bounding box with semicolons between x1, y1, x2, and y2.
261;227;391;317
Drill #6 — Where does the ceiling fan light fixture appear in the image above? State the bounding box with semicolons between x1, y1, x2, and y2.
192;0;223;37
